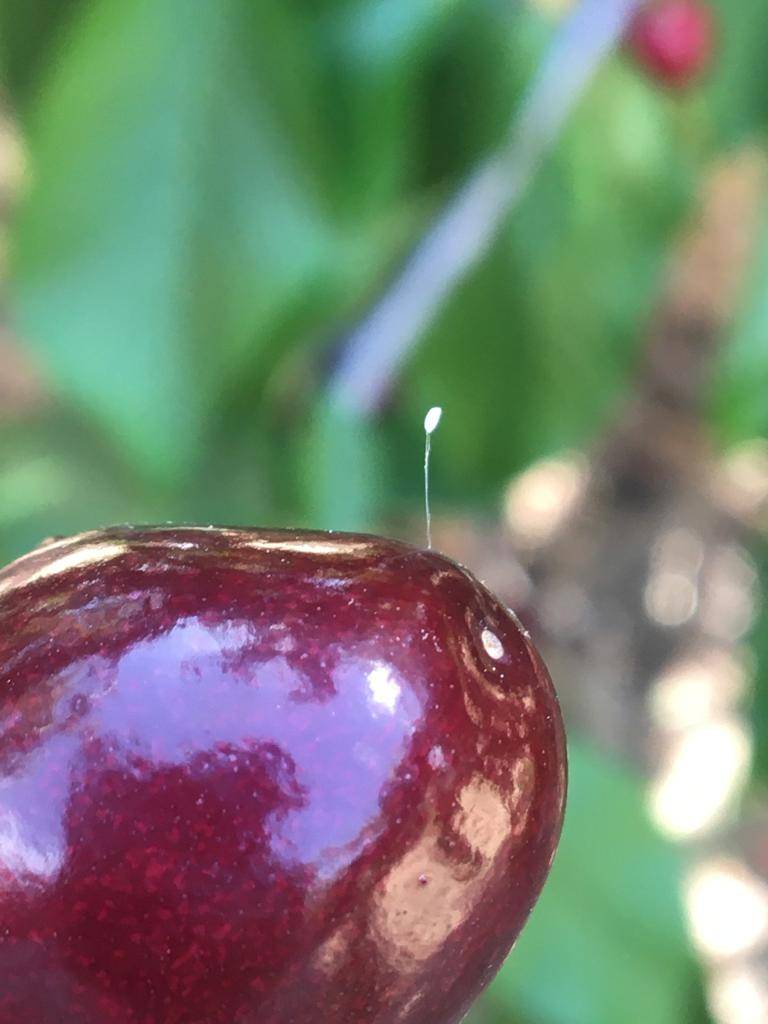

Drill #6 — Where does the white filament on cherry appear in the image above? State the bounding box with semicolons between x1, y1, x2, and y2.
424;407;443;550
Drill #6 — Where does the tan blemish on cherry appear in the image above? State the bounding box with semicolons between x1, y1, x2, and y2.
371;777;513;971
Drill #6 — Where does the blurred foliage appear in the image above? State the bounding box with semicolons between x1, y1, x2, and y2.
747;542;768;790
1;0;768;541
715;201;768;445
4;0;768;1021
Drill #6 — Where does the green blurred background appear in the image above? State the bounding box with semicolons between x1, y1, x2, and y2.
3;0;768;1021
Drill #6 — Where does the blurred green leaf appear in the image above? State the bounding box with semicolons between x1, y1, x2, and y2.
0;0;86;105
417;1;543;189
388;60;702;504
0;414;161;565
469;741;709;1024
299;400;387;532
318;0;538;229
0;452;71;529
332;0;465;70
746;543;768;789
714;200;768;444
705;0;768;148
10;0;334;484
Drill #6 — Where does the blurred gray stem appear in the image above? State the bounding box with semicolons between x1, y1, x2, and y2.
328;0;642;417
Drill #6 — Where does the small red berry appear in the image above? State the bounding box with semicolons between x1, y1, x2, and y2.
627;0;715;89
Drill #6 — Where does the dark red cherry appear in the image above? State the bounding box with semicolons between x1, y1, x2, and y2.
0;526;566;1024
627;0;715;89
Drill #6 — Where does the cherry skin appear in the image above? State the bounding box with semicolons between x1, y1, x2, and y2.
627;0;715;89
0;526;566;1024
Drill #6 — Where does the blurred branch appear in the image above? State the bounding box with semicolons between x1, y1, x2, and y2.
522;151;768;1022
328;0;643;417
